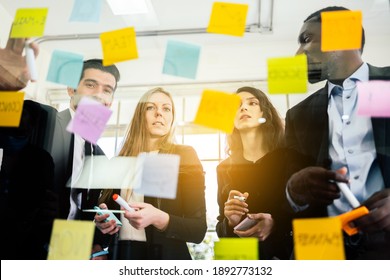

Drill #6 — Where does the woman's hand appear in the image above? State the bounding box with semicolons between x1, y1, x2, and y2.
233;213;274;241
224;190;249;227
94;203;120;235
123;202;170;231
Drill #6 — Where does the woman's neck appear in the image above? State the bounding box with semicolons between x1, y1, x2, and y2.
240;129;267;163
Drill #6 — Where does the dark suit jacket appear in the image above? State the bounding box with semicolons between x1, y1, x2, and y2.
50;109;105;220
216;148;307;260
285;64;390;218
105;144;207;260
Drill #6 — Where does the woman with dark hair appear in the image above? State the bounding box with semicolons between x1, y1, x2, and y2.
216;86;296;260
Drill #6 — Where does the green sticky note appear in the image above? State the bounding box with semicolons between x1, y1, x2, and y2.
267;54;308;94
214;238;258;260
11;8;48;38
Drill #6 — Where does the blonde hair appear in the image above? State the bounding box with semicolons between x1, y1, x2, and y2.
99;87;176;204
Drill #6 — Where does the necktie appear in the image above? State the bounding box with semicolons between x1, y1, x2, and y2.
331;86;344;115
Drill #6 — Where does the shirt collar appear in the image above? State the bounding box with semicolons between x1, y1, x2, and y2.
327;62;369;97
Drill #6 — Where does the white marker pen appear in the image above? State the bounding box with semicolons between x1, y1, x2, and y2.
25;41;38;81
112;194;135;212
336;182;360;208
233;195;246;202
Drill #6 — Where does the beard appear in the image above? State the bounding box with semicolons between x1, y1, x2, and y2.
307;61;325;84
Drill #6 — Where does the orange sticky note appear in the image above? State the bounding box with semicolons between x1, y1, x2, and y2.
0;92;25;127
193;89;241;133
214;238;258;260
100;27;138;66
321;10;362;51
207;2;248;37
267;54;308;94
47;219;95;260
10;8;48;38
293;217;345;260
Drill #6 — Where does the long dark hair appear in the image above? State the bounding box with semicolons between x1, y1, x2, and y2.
226;86;284;157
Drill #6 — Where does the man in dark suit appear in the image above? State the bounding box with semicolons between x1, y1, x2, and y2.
48;59;120;257
284;6;390;259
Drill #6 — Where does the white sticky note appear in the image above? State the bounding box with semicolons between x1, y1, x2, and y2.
72;155;142;189
135;153;180;199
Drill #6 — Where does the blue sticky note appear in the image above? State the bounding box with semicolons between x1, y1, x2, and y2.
162;40;201;79
69;0;102;23
46;50;84;88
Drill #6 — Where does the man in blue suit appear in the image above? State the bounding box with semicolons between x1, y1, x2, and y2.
285;6;390;259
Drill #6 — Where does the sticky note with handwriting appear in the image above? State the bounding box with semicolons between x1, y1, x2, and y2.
207;2;248;37
193;89;241;133
100;27;138;66
357;80;390;117
46;50;84;89
11;8;48;38
162;40;201;79
47;219;95;260
293;217;345;260
0;91;25;127
214;238;258;260
321;10;362;52
69;0;102;22
67;97;112;144
267;54;308;94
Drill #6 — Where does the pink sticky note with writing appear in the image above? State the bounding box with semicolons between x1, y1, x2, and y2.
357;81;390;117
67;97;112;144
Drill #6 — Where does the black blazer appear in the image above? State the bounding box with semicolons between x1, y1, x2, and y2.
105;144;207;260
50;109;105;220
216;148;307;260
285;64;390;217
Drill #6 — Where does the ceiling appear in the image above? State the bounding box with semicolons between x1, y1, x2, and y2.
1;0;389;101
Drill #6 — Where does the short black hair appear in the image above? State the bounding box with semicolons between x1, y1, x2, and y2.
80;59;121;91
305;6;365;53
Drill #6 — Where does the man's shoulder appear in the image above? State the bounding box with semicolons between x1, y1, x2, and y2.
368;64;390;80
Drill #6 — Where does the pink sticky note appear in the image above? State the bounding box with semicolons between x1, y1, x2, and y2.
357;81;390;117
67;97;112;144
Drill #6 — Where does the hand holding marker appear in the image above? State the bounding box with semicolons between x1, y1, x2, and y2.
112;194;135;212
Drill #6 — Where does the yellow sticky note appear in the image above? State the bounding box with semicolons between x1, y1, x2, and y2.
100;27;138;66
214;238;258;260
293;217;345;260
267;54;308;94
0;92;25;127
207;2;248;37
321;10;362;52
10;8;48;38
47;219;95;260
193;89;241;133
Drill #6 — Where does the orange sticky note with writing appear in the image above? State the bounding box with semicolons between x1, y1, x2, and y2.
0;92;25;127
267;54;308;94
321;10;362;51
293;217;345;260
207;2;248;37
100;27;138;66
193;89;241;133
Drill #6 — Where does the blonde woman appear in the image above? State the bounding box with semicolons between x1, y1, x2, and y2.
95;87;207;260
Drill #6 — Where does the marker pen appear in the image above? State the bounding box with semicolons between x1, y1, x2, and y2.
233;195;246;202
112;194;135;212
25;41;38;81
336;182;360;208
